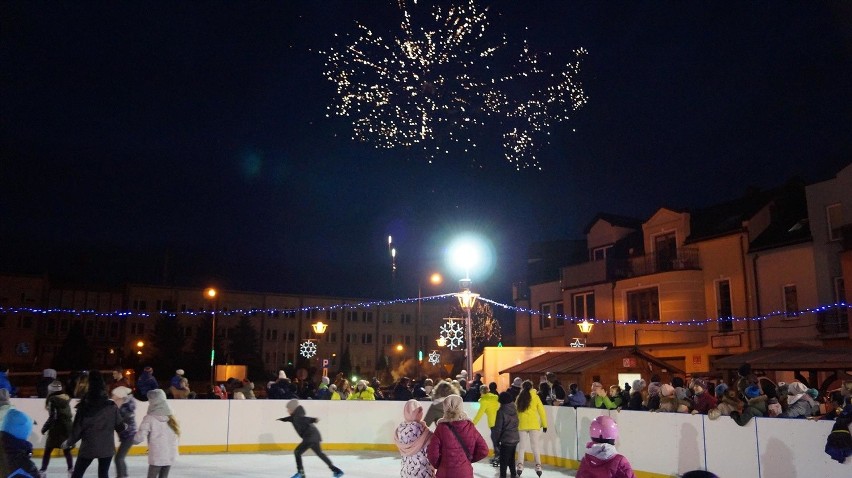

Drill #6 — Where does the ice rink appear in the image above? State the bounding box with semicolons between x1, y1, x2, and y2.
59;451;578;477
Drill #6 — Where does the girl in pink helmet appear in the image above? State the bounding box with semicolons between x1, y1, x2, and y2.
576;415;636;478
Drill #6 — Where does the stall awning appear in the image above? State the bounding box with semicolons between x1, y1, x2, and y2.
498;347;684;375
713;346;852;371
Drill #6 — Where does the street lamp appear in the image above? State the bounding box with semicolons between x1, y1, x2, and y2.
312;321;328;334
578;320;594;345
450;237;483;379
204;287;218;390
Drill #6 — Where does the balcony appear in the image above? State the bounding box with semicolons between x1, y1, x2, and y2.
816;306;849;337
620;248;701;279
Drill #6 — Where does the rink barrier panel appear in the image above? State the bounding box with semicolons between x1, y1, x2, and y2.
10;398;850;477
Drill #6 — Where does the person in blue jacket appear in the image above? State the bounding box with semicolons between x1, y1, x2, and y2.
0;364;17;397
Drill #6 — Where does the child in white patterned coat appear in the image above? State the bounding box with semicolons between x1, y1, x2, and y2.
394;399;434;478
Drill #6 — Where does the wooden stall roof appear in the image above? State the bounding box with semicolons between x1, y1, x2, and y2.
498;347;684;375
713;346;852;371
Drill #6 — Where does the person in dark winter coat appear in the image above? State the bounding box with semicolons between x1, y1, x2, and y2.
567;383;588;408
277;400;344;478
393;377;414;401
427;395;489;478
269;376;297;400
64;370;127;478
465;374;483;403
0;408;40;478
40;380;74;475
507;377;522;402
690;380;716;415
112;386;137;478
136;367;159;401
493;392;520;478
626;380;646;411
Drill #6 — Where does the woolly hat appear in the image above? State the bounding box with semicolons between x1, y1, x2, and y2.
511;377;522;389
403;399;424;422
286;399;300;412
632;379;646;393
456;370;468;380
442;394;467;420
660;384;675;398
321;376;330;385
498;391;514;405
715;383;728;397
648;382;661;397
806;388;819;400
1;408;32;440
147;389;173;416
0;388;9;406
48;380;64;393
787;381;808;405
675;387;688;401
43;368;57;379
692;379;706;391
278;370;287;380
111;386;131;399
175;369;185;376
745;385;762;399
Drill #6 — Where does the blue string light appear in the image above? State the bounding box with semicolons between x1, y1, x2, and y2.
0;297;846;328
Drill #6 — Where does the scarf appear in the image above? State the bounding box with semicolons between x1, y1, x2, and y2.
394;421;432;456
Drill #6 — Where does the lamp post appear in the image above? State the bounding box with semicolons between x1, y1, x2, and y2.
578;319;594;345
456;284;479;380
204;287;217;390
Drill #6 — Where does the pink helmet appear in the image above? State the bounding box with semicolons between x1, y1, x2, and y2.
589;415;619;441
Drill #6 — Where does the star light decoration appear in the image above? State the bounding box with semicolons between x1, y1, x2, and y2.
439;319;465;350
299;340;317;359
321;0;588;170
428;350;441;365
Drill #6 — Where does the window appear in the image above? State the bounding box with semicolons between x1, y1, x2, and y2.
382;312;392;324
403;335;412;346
555;302;565;327
361;333;372;344
364;312;373;323
330;311;338;321
47;318;56;334
716;279;733;333
835;277;846;305
382;334;393;345
18;316;33;329
827;203;843;241
133;300;147;311
539;303;552;329
783;285;798;318
110;322;119;338
60;319;69;333
591;245;611;261
654;232;677;272
85;320;94;337
400;313;412;325
626;287;660;323
573;292;595;321
347;311;358;322
97;321;106;338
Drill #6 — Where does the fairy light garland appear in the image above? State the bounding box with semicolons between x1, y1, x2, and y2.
0;297;846;328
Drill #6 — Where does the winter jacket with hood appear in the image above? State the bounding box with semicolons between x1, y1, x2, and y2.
347;384;376;400
134;390;179;466
67;397;125;459
426;419;489;478
471;392;499;428
517;389;547;431
278;405;321;443
43;391;73;449
135;371;159;399
691;391;717;415
117;396;138;441
1;432;40;478
576;443;637;478
492;402;520;447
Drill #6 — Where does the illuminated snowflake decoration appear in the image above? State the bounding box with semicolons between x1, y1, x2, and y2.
299;340;317;359
439;319;465;350
321;0;588;170
428;350;441;365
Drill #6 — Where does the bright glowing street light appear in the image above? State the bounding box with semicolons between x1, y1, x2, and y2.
312;321;329;334
204;287;218;389
449;236;485;378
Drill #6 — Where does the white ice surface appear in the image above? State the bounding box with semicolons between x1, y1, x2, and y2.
46;451;578;477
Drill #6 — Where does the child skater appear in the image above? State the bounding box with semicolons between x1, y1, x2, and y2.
112;386;137;478
1;409;41;478
277;399;344;478
576;415;636;478
134;389;179;478
40;380;74;475
493;392;520;478
393;399;434;478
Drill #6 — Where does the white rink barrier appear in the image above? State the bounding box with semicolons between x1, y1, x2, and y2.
10;398;851;477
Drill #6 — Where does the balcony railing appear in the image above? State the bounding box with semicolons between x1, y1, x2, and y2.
617;248;701;279
816;306;849;336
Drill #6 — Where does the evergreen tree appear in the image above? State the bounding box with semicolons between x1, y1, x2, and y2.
228;315;265;380
149;313;187;380
188;315;224;386
338;345;352;378
52;321;92;371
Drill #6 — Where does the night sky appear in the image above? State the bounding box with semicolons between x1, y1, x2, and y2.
2;1;851;306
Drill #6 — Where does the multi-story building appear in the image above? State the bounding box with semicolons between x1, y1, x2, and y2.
515;164;851;379
0;278;459;378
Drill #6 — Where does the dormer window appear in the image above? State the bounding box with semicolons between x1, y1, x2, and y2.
591;245;611;261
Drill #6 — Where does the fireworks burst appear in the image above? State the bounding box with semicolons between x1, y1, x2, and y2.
322;0;588;170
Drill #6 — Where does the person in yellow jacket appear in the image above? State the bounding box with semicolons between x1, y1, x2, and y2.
515;380;547;477
347;380;376;400
471;384;501;467
329;384;342;400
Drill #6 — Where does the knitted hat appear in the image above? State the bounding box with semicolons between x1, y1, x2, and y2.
632;379;646;393
43;368;57;379
660;384;675;398
111;386;132;399
1;408;32;440
675;387;688;400
442;394;467;420
403;399;424;422
48;380;64;393
278;370;287;380
715;383;728;397
286;399;300;412
648;382;661;397
787;382;808;405
0;389;9;406
692;379;706;391
745;385;761;399
321;376;330;385
175;369;185;376
498;391;514;405
806;388;819;400
511;377;522;389
147;389;173;416
143;366;153;373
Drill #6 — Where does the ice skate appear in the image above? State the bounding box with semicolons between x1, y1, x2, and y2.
290;472;305;478
332;470;344;478
516;462;523;476
535;463;542;476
